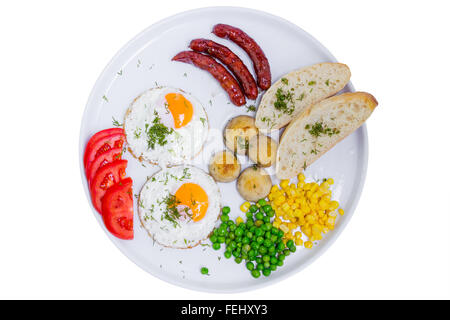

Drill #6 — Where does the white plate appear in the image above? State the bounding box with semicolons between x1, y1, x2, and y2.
79;6;367;293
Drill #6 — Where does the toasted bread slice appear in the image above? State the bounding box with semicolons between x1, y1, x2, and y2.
276;92;378;179
255;63;351;131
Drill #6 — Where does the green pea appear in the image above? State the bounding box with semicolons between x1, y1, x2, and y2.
235;228;243;237
218;236;225;243
251;242;259;250
277;242;285;251
235;257;242;264
268;246;276;254
265;231;272;239
210;235;218;243
262;255;270;262
222;206;230;214
264;223;272;231
224;251;232;259
262;239;271;247
249;205;258;213
256;236;264;244
218;228;226;236
232;250;240;258
267;209;275;217
258;246;267;254
236;236;243;243
263;216;270;223
277;229;284;238
270;264;277;271
246;219;254;227
242;237;250;244
250;226;256;233
277;260;284;267
230;241;237;250
229;224;237;232
263;205;272;214
263;269;271;277
270;235;278;243
229;232;235;240
255;228;263;237
246;211;253;218
212;243;220;250
201;267;209;275
246;232;253;239
242;244;251;253
270;257;278;265
220;222;228;229
271;228;278;235
225;238;231;245
241;254;248;260
227;220;235;226
255;212;264;220
251;269;261;278
255;220;263;227
278;253;286;261
263;262;271;269
289;245;297;253
286;240;294;248
257;199;267;206
246;262;254;271
283;249;291;256
257;263;264;271
213;229;219;236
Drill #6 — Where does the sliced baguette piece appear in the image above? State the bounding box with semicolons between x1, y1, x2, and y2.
276;92;378;179
255;63;351;131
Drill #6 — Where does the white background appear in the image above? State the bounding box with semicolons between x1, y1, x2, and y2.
1;0;449;299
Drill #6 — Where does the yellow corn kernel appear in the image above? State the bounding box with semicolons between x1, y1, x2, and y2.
236;217;244;225
271;185;279;193
288;223;297;230
326;178;334;185
280;224;289;233
329;200;339;211
304;241;313;249
297;173;306;181
338;208;345;216
240;202;250;212
295;238;303;246
280;180;289;189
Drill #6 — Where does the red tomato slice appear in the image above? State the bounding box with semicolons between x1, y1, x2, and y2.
86;147;122;184
102;177;134;240
90;159;127;213
84;128;125;170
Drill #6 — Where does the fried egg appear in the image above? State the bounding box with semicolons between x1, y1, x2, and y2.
124;87;209;167
138;165;221;249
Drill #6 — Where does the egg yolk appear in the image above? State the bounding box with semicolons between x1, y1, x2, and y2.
165;93;193;129
175;183;209;222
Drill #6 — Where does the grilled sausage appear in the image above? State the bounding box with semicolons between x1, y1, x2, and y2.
213;24;271;90
172;51;246;106
189;39;258;100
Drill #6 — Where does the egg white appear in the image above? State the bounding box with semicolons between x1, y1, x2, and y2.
124;87;209;167
138;165;221;249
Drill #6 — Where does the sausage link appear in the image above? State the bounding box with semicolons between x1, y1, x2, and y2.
172;51;246;106
213;24;271;90
189;39;258;100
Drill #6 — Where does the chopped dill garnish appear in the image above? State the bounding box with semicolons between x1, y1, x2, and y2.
246;105;256;112
112;117;122;127
274;88;295;115
305;121;340;138
308;80;316;86
145;111;173;150
281;78;289;85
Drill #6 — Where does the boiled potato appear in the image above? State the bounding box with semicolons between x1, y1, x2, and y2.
224;115;259;155
237;166;272;202
248;134;278;167
209;150;241;183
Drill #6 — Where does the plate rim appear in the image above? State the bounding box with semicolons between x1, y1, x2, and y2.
79;6;368;293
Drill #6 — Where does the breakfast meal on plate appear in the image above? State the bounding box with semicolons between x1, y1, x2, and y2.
224;115;259;155
83;18;381;281
237;166;272;202
208;150;241;183
276;92;378;179
189;39;258;100
84;128;134;240
248;134;278;167
138;165;221;249
172;51;247;106
255;63;351;131
213;24;271;90
124;87;209;167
